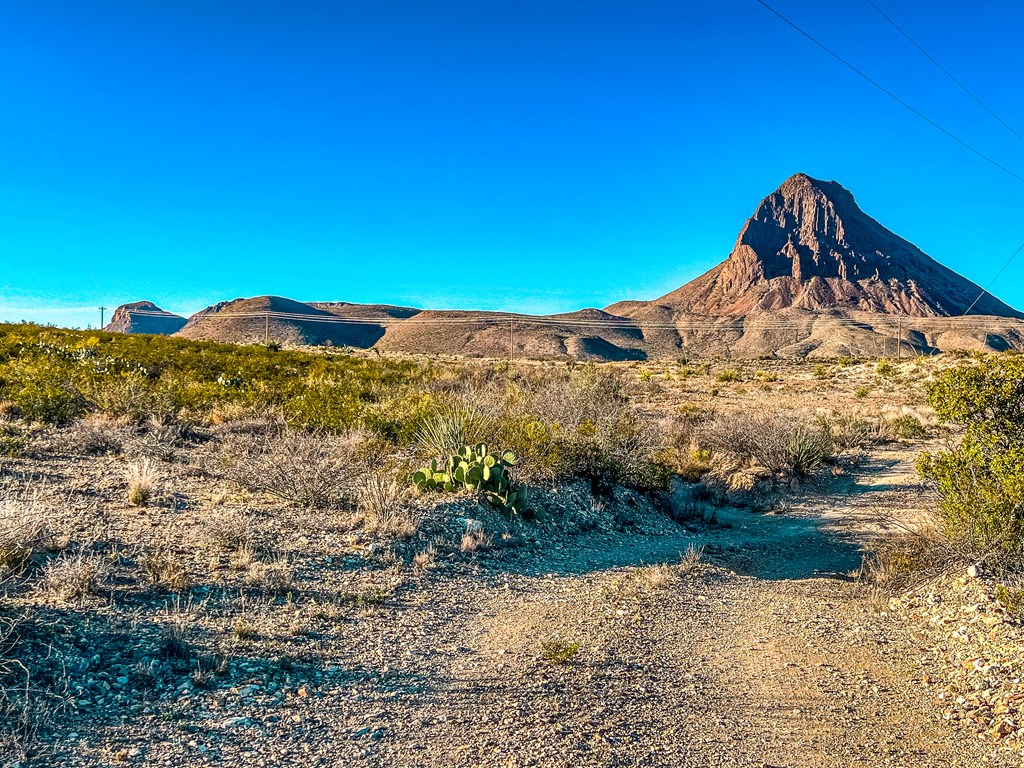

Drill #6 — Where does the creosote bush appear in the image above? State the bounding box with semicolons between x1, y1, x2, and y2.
223;430;362;509
700;412;832;478
918;356;1024;564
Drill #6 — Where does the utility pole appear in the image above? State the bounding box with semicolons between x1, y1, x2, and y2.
99;306;107;327
509;318;514;363
264;312;270;345
897;318;903;363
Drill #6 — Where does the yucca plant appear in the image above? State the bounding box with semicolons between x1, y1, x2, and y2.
415;401;494;459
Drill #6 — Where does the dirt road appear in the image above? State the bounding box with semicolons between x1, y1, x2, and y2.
52;449;1011;767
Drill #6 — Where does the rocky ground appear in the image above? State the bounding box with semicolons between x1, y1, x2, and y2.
6;440;1017;768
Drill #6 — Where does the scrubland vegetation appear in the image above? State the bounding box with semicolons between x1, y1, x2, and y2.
0;322;1019;763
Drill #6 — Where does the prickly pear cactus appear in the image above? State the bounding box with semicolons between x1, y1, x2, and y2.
410;444;538;518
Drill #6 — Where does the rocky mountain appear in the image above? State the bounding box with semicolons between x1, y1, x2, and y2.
103;302;187;335
610;173;1023;319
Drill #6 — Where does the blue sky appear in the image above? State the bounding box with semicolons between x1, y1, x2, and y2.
2;0;1024;328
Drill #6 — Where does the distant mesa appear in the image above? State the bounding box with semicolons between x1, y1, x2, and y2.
106;173;1024;358
103;301;186;335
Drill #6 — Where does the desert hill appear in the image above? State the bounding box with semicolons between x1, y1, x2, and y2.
102;301;186;335
374;308;645;361
176;296;386;348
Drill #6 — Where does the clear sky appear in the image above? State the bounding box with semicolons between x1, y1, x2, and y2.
3;0;1024;328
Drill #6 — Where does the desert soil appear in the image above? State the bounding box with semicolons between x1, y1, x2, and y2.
44;444;1016;768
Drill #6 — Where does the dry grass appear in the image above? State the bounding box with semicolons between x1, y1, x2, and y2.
140;547;190;591
125;458;157;506
0;498;52;578
641;564;678;590
460;530;493;553
412;546;437;571
38;551;109;603
243;558;295;595
359;471;417;538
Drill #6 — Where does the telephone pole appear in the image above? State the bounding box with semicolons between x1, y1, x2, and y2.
264;313;270;345
508;318;514;362
99;306;107;327
896;318;903;363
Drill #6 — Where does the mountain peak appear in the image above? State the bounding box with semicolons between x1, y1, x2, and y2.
648;174;1022;318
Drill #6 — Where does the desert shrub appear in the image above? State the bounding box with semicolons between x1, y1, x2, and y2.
815;412;875;455
39;551;109;602
876;360;895;376
813;364;830;379
540;637;581;665
0;426;26;459
918;357;1024;562
700;411;831;478
204;508;259;552
0;402;21;421
5;371;86;426
995;584;1024;618
854;385;870;398
125;458;157;506
496;367;672;494
715;370;742;383
0;323;432;432
65;414;128;456
359;471;417;537
890;413;926;440
222;430;361;509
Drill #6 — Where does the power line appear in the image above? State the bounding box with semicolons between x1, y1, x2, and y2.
962;240;1024;316
122;307;1024;332
754;0;1024;185
865;0;1024;145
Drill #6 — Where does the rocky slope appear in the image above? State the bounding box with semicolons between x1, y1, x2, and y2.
102;302;187;335
613;173;1022;319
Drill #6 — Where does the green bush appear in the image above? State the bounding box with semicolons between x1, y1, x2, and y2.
891;414;926;440
918;357;1024;560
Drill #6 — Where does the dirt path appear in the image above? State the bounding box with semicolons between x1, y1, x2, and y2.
346;446;1001;767
51;448;1011;767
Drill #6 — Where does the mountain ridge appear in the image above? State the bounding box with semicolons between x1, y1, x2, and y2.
101;173;1024;358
